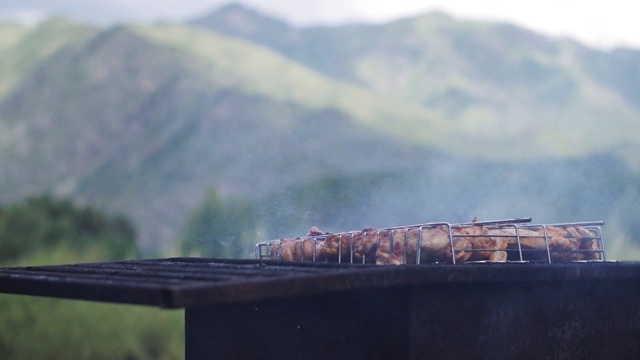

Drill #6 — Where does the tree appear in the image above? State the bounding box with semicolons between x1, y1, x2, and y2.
181;188;259;258
0;195;138;263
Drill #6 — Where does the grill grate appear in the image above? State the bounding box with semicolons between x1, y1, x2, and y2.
0;258;633;309
0;258;375;307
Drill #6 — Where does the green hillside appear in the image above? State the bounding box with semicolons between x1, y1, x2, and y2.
0;19;438;252
0;18;96;99
191;5;640;163
134;24;451;147
0;23;27;53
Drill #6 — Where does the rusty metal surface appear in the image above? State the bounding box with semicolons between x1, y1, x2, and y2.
0;258;638;308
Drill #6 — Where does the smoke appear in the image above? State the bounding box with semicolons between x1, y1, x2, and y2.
255;152;634;259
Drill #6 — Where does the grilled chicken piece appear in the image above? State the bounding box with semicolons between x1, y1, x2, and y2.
461;226;509;262
444;236;474;263
404;226;453;263
485;225;598;261
293;238;326;261
276;238;296;262
375;226;473;265
376;229;413;265
575;227;600;260
353;228;378;264
324;233;350;261
307;226;326;237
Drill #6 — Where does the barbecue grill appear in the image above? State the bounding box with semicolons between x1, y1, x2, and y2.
1;258;640;359
0;219;639;359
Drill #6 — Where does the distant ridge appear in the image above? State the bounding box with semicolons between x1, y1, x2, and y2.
190;4;640;163
1;6;640;255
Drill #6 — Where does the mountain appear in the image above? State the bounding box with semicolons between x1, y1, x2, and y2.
189;3;297;51
0;19;437;252
0;18;97;99
1;8;640;257
190;4;640;163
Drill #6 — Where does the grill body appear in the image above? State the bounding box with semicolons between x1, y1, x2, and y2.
0;258;639;359
186;270;640;360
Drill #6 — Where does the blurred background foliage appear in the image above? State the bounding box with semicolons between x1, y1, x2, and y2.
0;197;182;360
0;195;138;262
180;188;258;258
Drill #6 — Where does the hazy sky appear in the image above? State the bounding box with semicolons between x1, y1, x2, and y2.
1;0;639;49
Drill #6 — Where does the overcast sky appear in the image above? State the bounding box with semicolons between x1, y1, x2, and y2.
1;0;639;49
